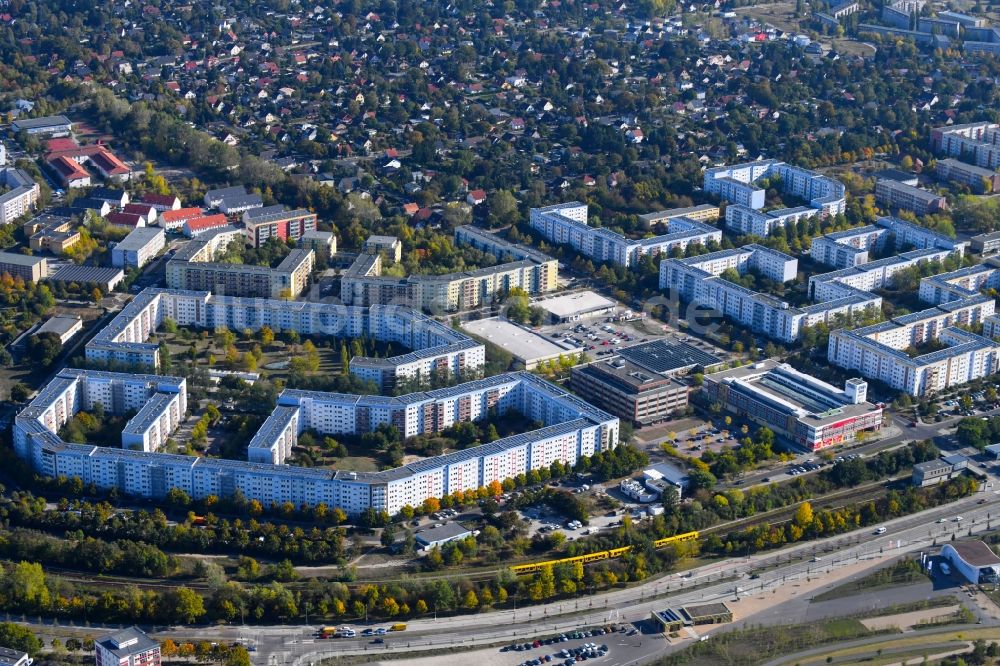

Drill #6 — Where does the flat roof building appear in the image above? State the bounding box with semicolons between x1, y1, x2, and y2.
535;291;617;322
364;234;402;262
651;602;733;633
48;265;124;292
875;178;948;216
639;204;720;229
704;359;883;451
972;231;1000;256
0;251;47;282
34;315;82;345
112;226;165;269
571;356;689;426
462;318;582;369
414;522;473;549
12;115;72;137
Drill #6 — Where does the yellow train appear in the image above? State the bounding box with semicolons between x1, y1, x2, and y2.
509;531;699;575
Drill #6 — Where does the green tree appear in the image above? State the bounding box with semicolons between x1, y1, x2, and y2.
487;190;519;227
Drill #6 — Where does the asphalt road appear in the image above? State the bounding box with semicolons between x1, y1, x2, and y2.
215;487;997;666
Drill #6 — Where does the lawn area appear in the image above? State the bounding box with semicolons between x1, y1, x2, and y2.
654;616;882;666
787;628;1000;666
329;455;380;472
812;559;930;602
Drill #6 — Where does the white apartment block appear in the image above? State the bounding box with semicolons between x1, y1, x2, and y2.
808;248;954;302
919;261;1000;305
13;369;186;467
121;391;185;452
828;295;999;396
876;216;968;255
528;202;721;268
659;244;881;342
724;204;819;237
705;160;847;218
111;227;166;269
0;168;40;225
931;122;1000;170
15;371;619;516
86;287;486;391
810;225;891;268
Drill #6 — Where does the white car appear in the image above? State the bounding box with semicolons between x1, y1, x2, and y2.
954;516;964;522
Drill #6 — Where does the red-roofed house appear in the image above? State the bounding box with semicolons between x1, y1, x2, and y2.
182;214;229;237
140;193;181;212
122;203;157;226
48;155;91;188
466;189;487;206
106;212;145;228
402;202;420;216
158;207;203;230
45;144;131;183
89;149;131;182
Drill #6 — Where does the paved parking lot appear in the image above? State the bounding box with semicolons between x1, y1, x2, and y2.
536;319;664;358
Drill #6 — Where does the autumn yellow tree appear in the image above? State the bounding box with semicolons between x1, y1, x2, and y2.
794;501;814;529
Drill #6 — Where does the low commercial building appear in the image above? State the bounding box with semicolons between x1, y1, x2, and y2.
651;603;733;633
34;315;82;344
704;359;883;451
644;462;689;499
0;251;47;282
912;455;968;487
571;357;689;426
875;179;948;216
112;227;165;269
940;541;1000;584
47;265;124;292
414;522;473;549
12;115;72;137
620;478;657;502
95;627;161;666
535;291;617;323
462;318;582;370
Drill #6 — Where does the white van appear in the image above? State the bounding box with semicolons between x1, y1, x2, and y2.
874;526;887;534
